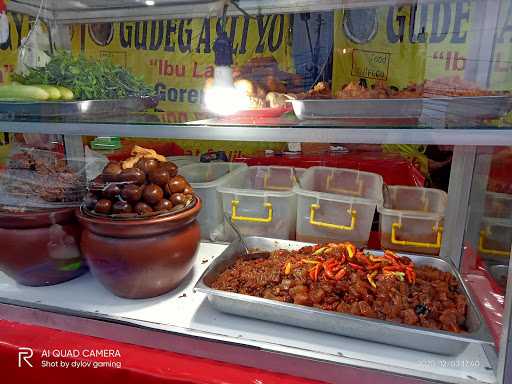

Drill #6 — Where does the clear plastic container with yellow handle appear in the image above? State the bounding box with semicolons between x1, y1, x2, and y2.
295;167;383;247
378;186;447;256
217;166;298;241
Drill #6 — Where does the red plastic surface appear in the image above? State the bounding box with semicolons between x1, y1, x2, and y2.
462;247;505;346
488;147;512;194
0;319;326;384
232;105;292;118
107;140;185;162
234;151;425;186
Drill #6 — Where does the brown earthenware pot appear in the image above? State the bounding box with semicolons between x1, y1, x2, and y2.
76;198;201;299
0;207;86;286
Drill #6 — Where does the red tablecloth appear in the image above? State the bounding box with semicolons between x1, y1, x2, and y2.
234;151;425;186
462;247;505;347
1;319;324;384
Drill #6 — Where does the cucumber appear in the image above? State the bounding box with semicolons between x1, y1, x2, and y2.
39;85;62;100
0;84;49;100
56;86;74;100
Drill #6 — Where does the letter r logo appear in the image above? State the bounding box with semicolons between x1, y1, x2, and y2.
18;347;33;367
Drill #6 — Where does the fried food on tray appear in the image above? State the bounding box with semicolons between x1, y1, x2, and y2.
211;242;468;333
295;81;333;100
228;56;304;109
301;76;498;100
422;76;495;97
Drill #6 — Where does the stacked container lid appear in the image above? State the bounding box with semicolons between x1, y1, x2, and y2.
218;166;298;241
180;162;247;240
295;167;383;247
378;186;447;256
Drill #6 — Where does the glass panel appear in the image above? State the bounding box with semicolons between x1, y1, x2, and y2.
0;0;510;129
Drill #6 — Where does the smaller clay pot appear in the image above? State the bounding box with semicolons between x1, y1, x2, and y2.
0;207;87;286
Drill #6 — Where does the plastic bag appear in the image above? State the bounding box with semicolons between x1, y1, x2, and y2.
16;22;51;75
0;145;87;208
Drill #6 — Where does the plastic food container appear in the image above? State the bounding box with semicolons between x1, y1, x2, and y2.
479;192;512;261
378;186;447;255
180;162;247;240
166;155;200;168
296;167;383;246
218;166;297;240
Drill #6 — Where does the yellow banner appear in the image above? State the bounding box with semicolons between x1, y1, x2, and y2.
72;15;294;123
333;3;475;91
490;0;512;91
0;11;30;84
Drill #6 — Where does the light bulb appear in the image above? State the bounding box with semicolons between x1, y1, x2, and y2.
145;0;155;6
204;66;250;116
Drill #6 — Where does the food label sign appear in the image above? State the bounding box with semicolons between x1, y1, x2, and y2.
351;49;390;80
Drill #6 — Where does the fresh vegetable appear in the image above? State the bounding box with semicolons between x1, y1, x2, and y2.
56;86;74;100
13;50;153;101
0;84;49;100
39;85;61;100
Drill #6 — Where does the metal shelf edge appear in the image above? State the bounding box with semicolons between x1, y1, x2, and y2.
1;121;512;145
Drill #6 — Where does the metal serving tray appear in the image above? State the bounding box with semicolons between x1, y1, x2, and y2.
291;96;511;121
0;96;159;117
195;237;493;355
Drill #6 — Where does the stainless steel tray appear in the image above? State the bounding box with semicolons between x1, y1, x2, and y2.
0;96;159;117
195;237;493;355
291;96;512;121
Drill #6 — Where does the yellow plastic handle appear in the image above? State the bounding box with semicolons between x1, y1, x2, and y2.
309;203;356;231
326;174;363;196
231;200;273;223
479;230;510;257
391;223;443;249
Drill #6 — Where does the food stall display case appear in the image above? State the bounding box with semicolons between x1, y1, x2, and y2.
0;0;512;383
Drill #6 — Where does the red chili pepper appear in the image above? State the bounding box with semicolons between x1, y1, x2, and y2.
334;267;347;280
324;268;335;279
348;262;364;271
355;252;370;265
366;263;381;270
408;269;416;284
384;250;399;259
384;254;400;266
405;268;413;284
382;265;403;272
369;255;387;263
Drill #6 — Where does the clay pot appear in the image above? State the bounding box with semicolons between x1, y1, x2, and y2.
0;207;86;286
76;198;201;299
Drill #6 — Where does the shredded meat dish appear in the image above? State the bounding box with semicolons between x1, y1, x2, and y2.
211;243;467;333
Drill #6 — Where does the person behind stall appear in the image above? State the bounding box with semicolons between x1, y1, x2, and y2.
341;143;453;191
